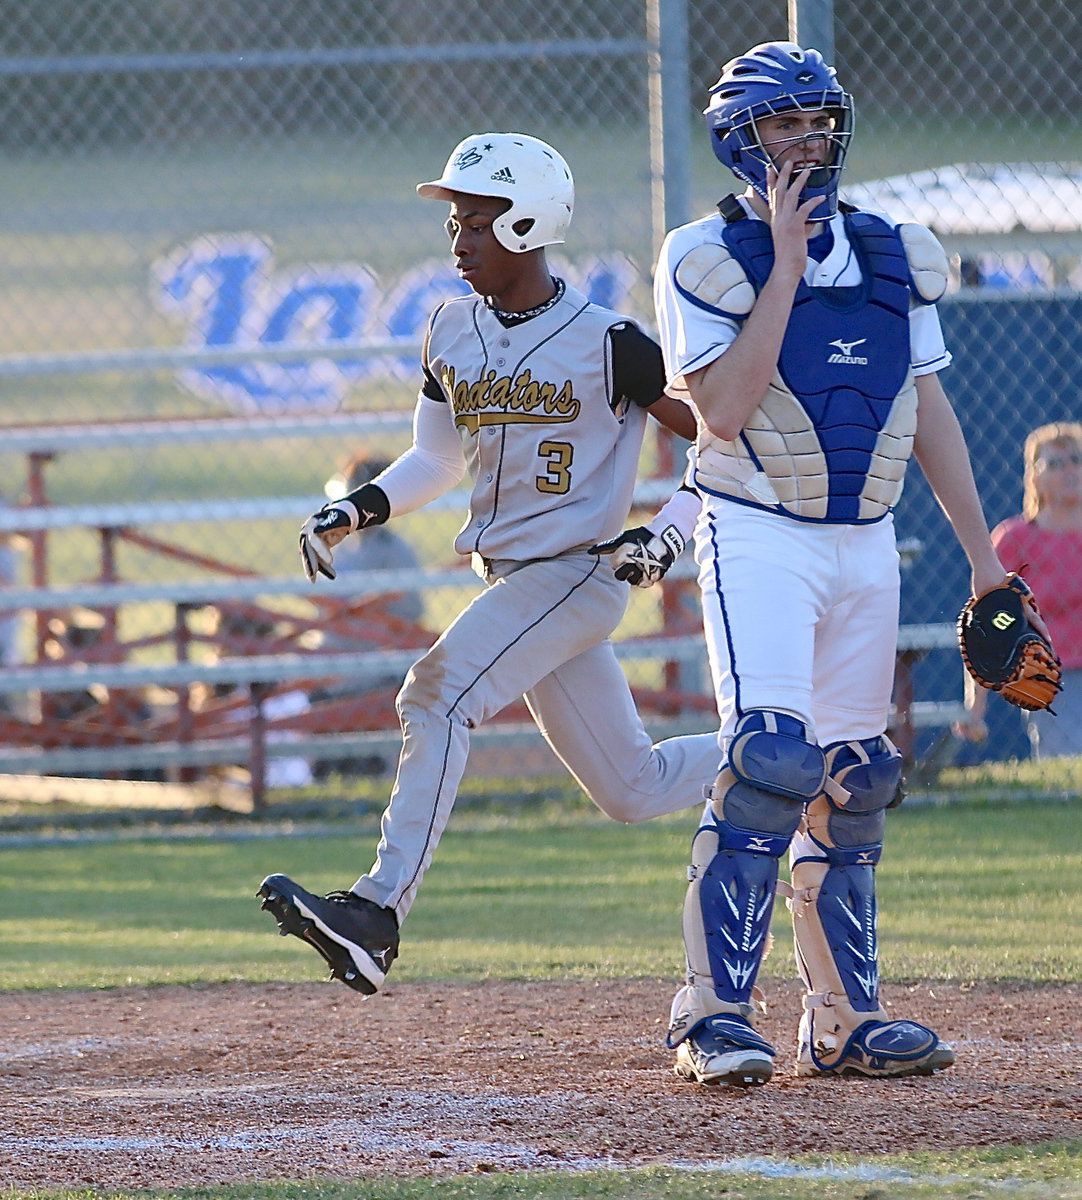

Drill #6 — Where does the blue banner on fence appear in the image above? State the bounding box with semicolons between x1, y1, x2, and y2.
153;234;640;414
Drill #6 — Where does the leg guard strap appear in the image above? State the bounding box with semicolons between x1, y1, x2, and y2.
804;735;903;865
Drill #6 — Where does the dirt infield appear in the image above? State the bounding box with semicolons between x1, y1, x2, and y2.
2;977;1079;1189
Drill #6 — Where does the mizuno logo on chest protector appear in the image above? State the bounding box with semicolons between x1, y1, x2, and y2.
827;337;869;365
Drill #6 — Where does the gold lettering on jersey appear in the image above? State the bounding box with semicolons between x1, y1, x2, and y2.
442;366;580;435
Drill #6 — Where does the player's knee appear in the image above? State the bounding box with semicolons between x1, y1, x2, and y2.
709;710;825;854
589;774;689;824
396;650;450;719
396;652;487;740
811;735;904;858
729;711;826;802
588;791;641;824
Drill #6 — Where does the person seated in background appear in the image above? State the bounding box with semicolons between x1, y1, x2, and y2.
955;421;1082;758
40;608;161;778
309;454;426;778
318;453;425;644
43;609;111;724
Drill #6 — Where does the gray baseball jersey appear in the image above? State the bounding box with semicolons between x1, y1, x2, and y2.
348;279;721;920
422;280;654;561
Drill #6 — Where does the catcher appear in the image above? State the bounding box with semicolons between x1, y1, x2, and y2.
647;39;1054;1087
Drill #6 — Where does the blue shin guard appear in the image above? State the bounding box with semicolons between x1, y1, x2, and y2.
670;712;823;1050
792;735;952;1075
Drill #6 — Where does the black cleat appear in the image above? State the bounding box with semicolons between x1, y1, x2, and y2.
258;873;398;995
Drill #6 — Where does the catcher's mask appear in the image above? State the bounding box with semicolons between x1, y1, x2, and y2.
417;132;574;253
704;41;854;221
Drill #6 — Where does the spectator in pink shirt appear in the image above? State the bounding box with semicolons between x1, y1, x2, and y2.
956;421;1082;757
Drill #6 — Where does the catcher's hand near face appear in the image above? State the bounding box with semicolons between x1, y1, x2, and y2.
299;482;391;582
957;572;1062;712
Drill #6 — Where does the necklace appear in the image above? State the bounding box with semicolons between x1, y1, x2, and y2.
487;278;565;325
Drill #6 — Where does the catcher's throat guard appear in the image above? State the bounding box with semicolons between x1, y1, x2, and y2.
957;572;1062;712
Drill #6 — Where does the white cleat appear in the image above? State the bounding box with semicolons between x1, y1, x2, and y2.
673;1014;775;1087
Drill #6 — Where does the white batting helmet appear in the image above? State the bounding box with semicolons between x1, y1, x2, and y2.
417;132;574;253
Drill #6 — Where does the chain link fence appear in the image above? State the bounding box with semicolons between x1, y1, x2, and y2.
0;0;1079;794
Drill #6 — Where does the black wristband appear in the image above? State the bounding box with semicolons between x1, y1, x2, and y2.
343;482;391;528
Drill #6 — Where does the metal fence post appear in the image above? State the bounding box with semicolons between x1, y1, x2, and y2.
647;0;693;258
788;0;835;60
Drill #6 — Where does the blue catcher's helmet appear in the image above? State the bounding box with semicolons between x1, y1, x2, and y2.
704;41;854;221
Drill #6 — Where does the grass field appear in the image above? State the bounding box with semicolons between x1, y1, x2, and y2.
2;783;1080;1198
2;792;1080;992
2;787;1082;1200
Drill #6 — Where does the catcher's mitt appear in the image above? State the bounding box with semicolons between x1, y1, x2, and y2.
957;573;1062;712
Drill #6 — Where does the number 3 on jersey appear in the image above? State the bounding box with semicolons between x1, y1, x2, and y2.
537;440;574;494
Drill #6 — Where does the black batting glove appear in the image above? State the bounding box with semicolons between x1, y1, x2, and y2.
589;524;686;587
299;505;354;582
298;482;391;583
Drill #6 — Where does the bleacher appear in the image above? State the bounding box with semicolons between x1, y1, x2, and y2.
0;413;962;810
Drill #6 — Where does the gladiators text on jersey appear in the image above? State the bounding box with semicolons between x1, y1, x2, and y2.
440;364;580;434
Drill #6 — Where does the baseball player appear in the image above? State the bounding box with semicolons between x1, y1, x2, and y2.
258;132;722;994
649;42;1048;1085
